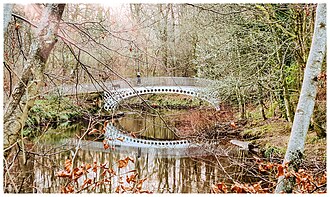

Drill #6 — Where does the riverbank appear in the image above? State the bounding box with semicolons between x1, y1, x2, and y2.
27;95;326;166
23;94;326;193
240;116;326;169
172;106;326;171
24;94;104;139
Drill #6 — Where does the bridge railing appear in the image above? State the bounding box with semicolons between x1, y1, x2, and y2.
107;77;213;89
45;77;216;96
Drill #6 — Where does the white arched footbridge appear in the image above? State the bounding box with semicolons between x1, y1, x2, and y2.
102;77;220;149
102;77;220;111
52;77;220;110
49;77;220;149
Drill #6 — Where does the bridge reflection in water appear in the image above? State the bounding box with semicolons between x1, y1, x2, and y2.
34;138;238;193
30;78;251;193
105;123;195;149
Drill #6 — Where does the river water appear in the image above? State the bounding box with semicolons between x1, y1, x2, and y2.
32;109;250;193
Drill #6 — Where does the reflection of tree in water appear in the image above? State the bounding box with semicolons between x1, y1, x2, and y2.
115;110;178;140
33;131;257;193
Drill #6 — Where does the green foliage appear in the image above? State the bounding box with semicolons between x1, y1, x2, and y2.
152;95;204;108
284;62;299;87
264;144;286;158
267;101;278;117
30;97;80;122
126;94;207;109
307;135;321;144
242;121;286;139
242;127;267;140
247;107;264;120
24;96;82;138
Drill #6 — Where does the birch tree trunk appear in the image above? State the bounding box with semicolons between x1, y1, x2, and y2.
275;3;326;193
3;4;65;152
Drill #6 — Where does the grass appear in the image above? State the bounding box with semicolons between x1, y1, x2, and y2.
241;106;326;162
241;120;290;140
263;144;286;159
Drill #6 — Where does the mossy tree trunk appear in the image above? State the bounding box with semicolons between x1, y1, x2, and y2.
3;4;65;153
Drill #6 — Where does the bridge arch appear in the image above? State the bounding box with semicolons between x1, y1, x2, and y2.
103;77;220;111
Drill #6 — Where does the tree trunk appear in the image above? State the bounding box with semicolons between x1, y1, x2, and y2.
4;4;65;152
258;83;267;120
275;3;326;193
282;76;294;123
158;4;169;76
236;86;246;120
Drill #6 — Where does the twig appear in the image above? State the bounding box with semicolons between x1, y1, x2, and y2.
311;183;326;193
3;157;19;193
70;116;93;173
213;153;235;182
13;17;28;60
12;13;38;28
186;3;249;16
3;141;18;153
3;62;13;97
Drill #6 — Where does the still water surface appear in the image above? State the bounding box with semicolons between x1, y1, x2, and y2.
34;110;244;193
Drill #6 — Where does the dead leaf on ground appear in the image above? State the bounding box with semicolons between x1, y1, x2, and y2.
81;178;92;188
276;164;285;178
136;178;148;190
109;168;116;176
139;190;153;194
92;162;98;173
216;182;228;193
115;185;120;193
85;163;92;171
126;173;138;184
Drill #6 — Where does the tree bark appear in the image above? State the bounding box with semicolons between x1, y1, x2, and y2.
258;83;267;120
275;3;326;193
3;4;65;152
282;76;294;123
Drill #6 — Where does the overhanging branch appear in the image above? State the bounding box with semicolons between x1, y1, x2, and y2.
12;13;38;28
